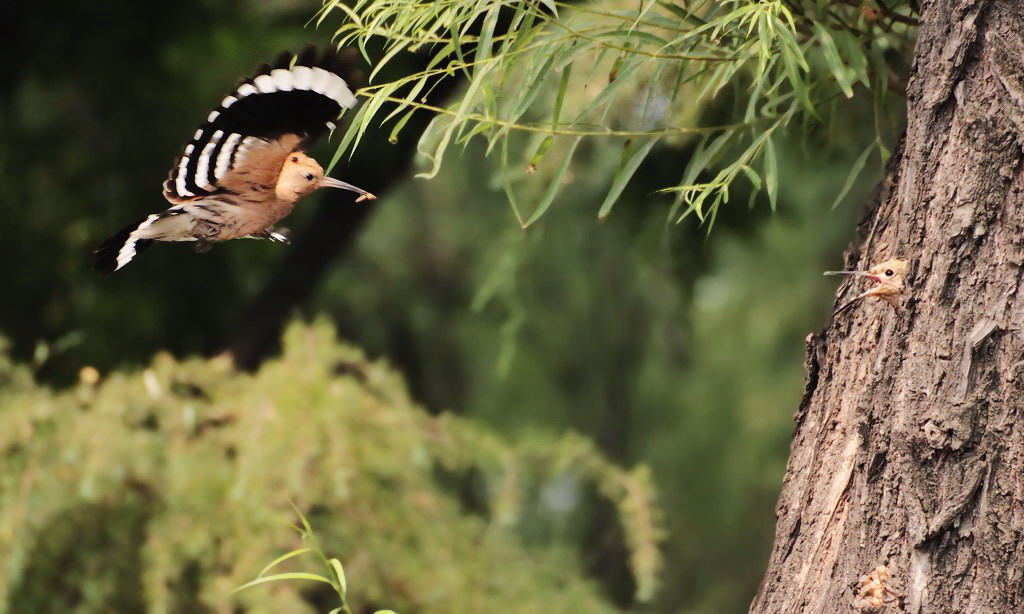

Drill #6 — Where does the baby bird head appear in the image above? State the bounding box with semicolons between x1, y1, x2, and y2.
865;259;908;287
825;258;908;288
276;152;376;203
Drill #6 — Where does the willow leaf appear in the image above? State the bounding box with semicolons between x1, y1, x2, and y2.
764;136;778;211
813;22;853;98
830;143;875;211
598;138;658;219
523;136;582;227
234;573;334;594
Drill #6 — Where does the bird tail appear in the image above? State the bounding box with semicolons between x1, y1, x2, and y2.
93;215;157;274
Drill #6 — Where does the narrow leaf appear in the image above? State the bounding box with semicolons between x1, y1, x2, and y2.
813;23;853;98
327;104;370;173
330;558;348;595
836;29;871;89
598;138;658;219
830;144;875;211
552;64;573;130
233;572;334;593
529;135;554;169
523;137;582;227
290;500;314;538
764;136;778;211
740;165;761;191
257;548;313;579
474;4;501;71
500;136;525;226
388;109;417;144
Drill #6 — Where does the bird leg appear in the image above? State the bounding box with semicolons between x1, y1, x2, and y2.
194;240;213;254
265;227;291;244
241;227;291;244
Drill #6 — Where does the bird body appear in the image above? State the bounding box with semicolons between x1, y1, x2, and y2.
824;258;908;316
94;46;374;274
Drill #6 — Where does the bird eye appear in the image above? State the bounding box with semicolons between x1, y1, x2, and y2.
885;269;894;277
304;173;314;181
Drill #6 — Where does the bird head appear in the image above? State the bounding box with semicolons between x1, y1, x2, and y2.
276;152;376;203
825;258;908;287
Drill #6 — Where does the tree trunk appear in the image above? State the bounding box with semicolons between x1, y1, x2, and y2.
752;2;1024;612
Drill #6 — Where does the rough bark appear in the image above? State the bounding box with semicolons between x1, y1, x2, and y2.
752;1;1024;612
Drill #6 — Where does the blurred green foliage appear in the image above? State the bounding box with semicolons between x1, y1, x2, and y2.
313;132;868;611
0;321;659;612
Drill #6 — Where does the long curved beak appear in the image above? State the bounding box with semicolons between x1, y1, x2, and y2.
319;177;377;202
824;270;881;282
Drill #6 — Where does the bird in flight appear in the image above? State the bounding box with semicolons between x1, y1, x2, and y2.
93;45;374;274
824;258;908;316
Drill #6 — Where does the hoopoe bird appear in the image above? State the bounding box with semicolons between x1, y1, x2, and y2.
824;258;908;316
93;46;375;274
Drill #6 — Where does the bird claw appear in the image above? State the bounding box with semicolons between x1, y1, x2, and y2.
267;228;291;244
194;240;213;254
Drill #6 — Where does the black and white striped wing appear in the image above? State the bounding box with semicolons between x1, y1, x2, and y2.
163;46;362;203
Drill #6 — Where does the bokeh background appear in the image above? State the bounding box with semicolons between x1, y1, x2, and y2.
1;0;899;611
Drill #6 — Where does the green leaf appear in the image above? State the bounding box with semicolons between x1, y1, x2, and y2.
740;165;761;191
813;23;853;98
500;137;525;226
257;548;314;579
551;63;573;130
472;3;501;83
529;135;554;169
666;130;734;223
330;558;348;595
830;144;875;211
763;136;778;211
388;108;417;144
233;572;334;594
415;115;457;180
570;53;645;126
369;39;412;83
836;29;871;90
289;500;314;538
598;138;658;219
774;20;817;118
327;104;369;173
523;137;582;227
502;53;558;133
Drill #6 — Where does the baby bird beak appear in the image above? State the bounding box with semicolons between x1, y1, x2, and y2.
319;177;377;202
823;269;882;283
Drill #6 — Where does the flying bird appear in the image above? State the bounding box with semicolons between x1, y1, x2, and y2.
93;46;374;274
824;258;908;316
